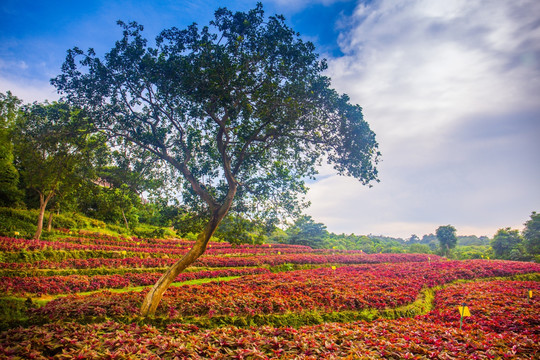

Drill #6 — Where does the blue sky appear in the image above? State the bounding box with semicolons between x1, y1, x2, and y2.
1;0;539;238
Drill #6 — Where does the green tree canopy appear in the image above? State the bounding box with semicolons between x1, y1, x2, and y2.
52;4;380;316
436;225;457;257
490;227;523;259
523;211;540;256
0;92;24;207
13;102;106;239
214;215;267;245
286;215;328;248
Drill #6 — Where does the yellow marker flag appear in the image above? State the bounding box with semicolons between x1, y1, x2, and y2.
331;266;336;270
278;251;281;255
529;290;533;299
458;305;471;317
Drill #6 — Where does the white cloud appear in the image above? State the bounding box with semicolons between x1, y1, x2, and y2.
305;0;540;238
0;77;59;103
268;0;351;12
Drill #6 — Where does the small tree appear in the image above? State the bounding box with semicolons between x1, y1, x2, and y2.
0;92;24;207
53;4;380;316
13;102;103;239
522;211;540;256
436;225;457;257
491;227;523;259
407;243;431;254
286;215;328;248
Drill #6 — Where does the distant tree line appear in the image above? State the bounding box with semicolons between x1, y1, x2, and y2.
268;214;539;262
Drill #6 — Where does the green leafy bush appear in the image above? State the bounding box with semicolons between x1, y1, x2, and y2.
133;224;175;239
0;207;37;238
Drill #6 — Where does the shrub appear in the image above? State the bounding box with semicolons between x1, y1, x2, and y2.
133;225;175;239
0;207;38;238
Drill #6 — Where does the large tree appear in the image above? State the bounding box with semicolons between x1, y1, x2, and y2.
52;4;380;316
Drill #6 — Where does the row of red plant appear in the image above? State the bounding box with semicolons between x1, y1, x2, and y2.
2;279;538;359
31;260;540;321
58;236;320;256
1;236;314;254
0;252;438;269
0;267;270;296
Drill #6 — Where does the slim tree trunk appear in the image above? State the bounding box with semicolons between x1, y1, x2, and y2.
140;212;222;316
46;212;54;232
34;191;54;240
140;202;233;316
121;208;130;230
140;141;238;317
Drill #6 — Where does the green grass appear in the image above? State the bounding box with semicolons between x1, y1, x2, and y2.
0;207;177;239
103;276;241;294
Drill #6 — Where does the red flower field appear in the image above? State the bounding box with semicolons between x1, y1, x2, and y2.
0;234;538;359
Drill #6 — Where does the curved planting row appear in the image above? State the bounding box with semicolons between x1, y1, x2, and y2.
30;260;540;322
423;280;540;334
2;279;538;359
0;268;271;296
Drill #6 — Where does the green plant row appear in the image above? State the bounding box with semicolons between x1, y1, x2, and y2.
0;266;220;278
0;262;332;278
0;267;167;278
0;249;148;263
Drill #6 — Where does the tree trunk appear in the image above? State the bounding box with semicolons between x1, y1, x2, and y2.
46;212;54;232
140;206;230;316
34;192;54;240
121;208;130;230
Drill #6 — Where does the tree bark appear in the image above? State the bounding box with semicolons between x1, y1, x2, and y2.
121;208;130;230
34;192;54;240
46;212;54;232
140;205;230;316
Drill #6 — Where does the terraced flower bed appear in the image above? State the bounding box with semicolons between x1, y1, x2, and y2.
27;260;540;322
0;234;539;358
1;279;538;359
